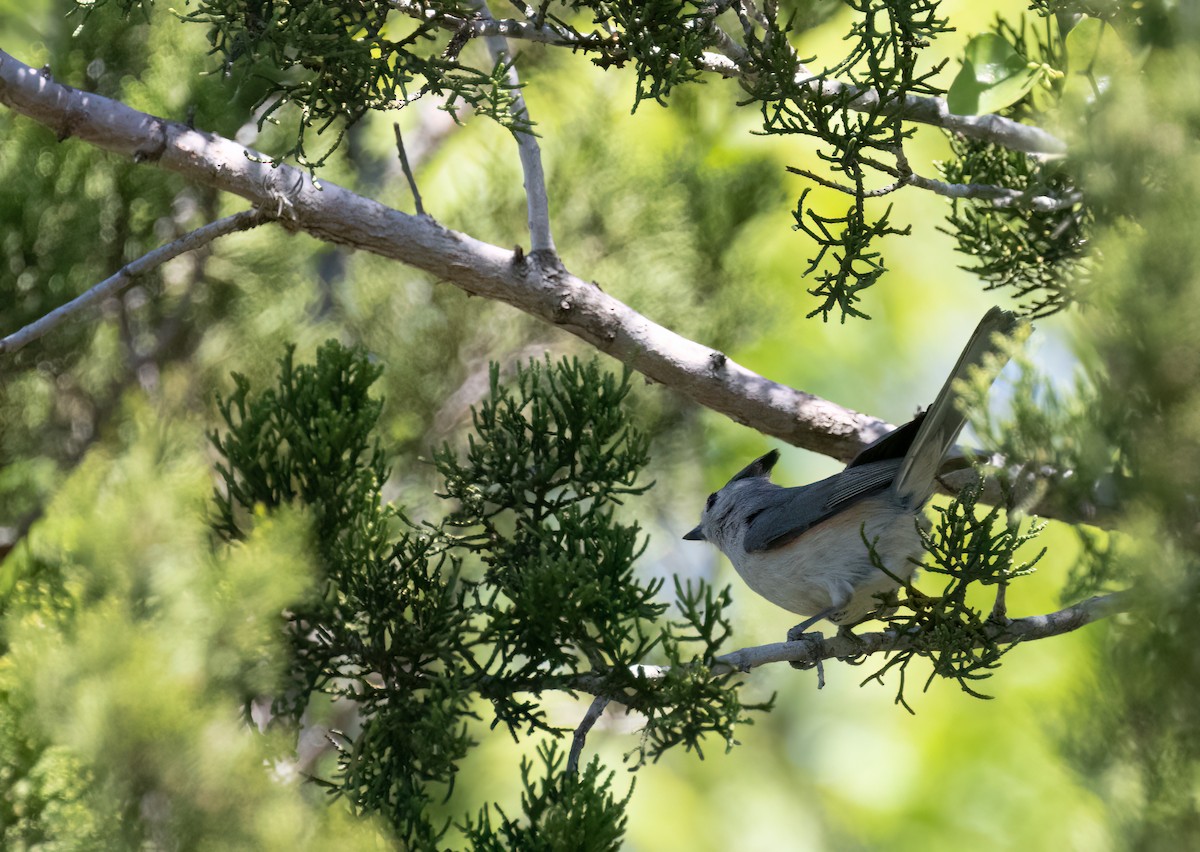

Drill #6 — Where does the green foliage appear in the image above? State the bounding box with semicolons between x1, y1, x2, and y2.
790;190;909;321
939;135;1088;317
947;33;1040;115
436;360;657;688
0;413;379;849
460;743;631;852
745;0;951;320
211;341;470;844
866;477;1045;712
12;0;1200;846
1055;44;1200;848
937;15;1089;317
0;0;309;551
150;0;526;167
211;341;388;548
63;0;1091;320
957;333;1130;529
208;346;755;842
573;0;710;106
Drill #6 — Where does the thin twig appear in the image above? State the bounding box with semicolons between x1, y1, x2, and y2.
786;165;905;199
904;172;1083;211
992;581;1009;621
695;52;1066;155
468;0;556;254
788;164;1081;210
0;208;269;355
392;122;426;216
566;696;610;775
739;0;771;31
712;591;1127;674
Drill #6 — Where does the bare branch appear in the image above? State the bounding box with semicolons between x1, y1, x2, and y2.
569;592;1126;700
0;208;268;355
0;49;880;458
468;0;556;254
0;50;1105;525
904;172;1083;211
712;592;1127;674
787;163;1081;210
566;696;610;775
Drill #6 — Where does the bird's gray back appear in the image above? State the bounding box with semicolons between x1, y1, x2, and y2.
740;458;903;553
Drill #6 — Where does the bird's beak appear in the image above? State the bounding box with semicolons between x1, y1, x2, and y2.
682;525;706;541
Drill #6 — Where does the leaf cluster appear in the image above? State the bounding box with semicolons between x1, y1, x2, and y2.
938;15;1090;317
66;0;1119;320
864;477;1045;712
210;346;757;843
939;135;1089;317
460;742;631;852
741;0;950;319
212;341;469;844
146;0;526;166
568;0;711;106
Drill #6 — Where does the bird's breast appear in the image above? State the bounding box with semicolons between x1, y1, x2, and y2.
727;495;924;619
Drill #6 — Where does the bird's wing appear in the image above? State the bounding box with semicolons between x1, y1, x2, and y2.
741;459;902;553
846;411;925;469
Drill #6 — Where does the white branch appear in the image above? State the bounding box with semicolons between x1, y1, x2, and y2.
0;50;1104;526
570;592;1126;701
786;163;1082;211
696;51;1066;155
0;208;268;355
468;0;556;255
904;173;1083;211
0;48;883;460
712;592;1126;674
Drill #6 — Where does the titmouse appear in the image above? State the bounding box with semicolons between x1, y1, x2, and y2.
683;307;1020;637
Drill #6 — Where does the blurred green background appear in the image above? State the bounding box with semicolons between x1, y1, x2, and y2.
0;0;1119;849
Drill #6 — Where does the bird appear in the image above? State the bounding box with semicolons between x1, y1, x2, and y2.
683;307;1021;639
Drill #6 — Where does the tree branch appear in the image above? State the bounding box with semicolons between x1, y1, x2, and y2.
566;696;610;776
468;0;556;255
0;208;269;355
712;591;1127;673
904;172;1083;211
0;50;1104;525
389;0;599;48
570;592;1126;701
0;48;883;461
696;52;1067;155
385;2;1067;156
785;164;1082;211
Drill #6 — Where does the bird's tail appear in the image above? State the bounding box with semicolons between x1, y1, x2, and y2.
892;306;1022;507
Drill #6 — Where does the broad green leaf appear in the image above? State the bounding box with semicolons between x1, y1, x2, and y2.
948;33;1038;115
1063;17;1140;105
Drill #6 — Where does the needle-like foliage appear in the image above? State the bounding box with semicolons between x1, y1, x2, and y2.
209;345;758;843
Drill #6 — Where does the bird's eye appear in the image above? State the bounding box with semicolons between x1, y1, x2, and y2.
705;493;717;511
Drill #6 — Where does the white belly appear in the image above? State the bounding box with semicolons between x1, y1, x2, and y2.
728;495;925;624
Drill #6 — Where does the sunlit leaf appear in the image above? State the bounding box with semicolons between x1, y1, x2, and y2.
947;33;1038;115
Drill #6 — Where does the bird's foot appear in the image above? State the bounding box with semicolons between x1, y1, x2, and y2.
785;626;827;687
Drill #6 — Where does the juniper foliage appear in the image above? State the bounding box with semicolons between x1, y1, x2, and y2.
210;344;757;844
